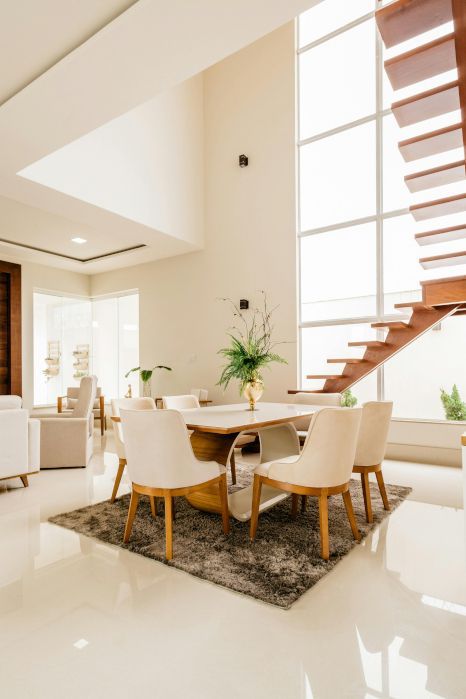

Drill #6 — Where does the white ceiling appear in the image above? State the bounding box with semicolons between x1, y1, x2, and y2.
0;0;317;274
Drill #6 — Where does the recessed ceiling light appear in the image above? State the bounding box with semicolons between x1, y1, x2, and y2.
71;237;87;244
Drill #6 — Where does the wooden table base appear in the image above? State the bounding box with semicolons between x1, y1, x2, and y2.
186;430;239;514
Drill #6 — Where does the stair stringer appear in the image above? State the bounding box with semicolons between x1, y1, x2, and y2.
321;304;460;394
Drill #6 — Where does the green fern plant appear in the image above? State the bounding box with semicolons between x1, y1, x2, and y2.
440;384;466;421
341;389;358;408
217;292;287;393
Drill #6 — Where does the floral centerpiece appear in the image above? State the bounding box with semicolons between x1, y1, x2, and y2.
217;292;287;410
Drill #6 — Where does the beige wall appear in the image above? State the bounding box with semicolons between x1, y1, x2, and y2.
91;24;298;403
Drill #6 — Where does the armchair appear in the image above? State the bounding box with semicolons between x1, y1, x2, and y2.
0;396;40;487
38;375;97;468
58;385;106;435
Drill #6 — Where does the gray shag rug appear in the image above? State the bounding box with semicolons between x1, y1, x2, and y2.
49;461;411;608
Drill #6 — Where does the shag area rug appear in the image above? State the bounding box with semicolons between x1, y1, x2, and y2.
49;462;411;608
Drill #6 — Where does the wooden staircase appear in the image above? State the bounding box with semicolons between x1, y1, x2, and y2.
291;0;466;397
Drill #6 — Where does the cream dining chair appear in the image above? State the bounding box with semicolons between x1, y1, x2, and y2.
353;401;393;523
120;408;230;560
161;394;252;485
250;407;362;560
110;397;156;502
292;392;342;443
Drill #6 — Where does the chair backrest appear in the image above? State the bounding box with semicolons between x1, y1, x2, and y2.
269;407;362;488
111;397;156;458
162;394;200;410
119;408;201;488
72;375;97;419
292;391;342;431
67;385;101;409
190;388;208;401
0;395;22;410
294;392;342;406
354;401;393;467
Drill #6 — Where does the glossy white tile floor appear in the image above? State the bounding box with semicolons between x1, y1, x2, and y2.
0;432;465;699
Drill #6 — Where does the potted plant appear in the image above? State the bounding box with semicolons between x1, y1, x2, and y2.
341;389;357;407
217;292;287;410
125;364;172;398
440;384;466;421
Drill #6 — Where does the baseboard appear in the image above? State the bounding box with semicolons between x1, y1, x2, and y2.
386;442;461;467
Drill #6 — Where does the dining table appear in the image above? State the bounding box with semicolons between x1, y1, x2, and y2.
179;401;320;521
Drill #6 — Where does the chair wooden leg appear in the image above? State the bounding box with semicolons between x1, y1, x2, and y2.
20;475;29;488
342;490;361;541
218;474;230;534
110;459;125;503
249;475;262;541
164;495;173;560
318;493;329;560
301;495;307;514
100;417;104;436
361;471;373;523
150;496;157;518
230;451;237;485
291;493;299;519
375;469;390;511
123;489;139;543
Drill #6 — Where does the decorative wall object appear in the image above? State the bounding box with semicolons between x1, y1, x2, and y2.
43;341;60;381
73;344;89;380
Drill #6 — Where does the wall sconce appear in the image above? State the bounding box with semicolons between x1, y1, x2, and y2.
239;154;249;168
240;299;249;310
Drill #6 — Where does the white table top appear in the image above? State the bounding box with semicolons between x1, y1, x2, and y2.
180;401;320;434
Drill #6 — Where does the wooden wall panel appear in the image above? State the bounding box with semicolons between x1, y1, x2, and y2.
0;261;21;396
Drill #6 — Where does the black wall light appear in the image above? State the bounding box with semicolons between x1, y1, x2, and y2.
239;154;249;167
239;299;249;310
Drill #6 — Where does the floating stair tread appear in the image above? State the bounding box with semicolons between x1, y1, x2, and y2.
371;321;411;329
416;224;466;245
384;33;456;89
399;123;463;162
327;358;366;364
405;160;466;192
376;0;453;49
306;374;343;380
287;389;325;395
348;340;387;348
394;301;435;310
392;81;460;127
410;192;466;221
420;250;466;269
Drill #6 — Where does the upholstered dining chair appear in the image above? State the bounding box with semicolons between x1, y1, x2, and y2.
120;408;230;560
58;385;106;435
38;375;97;468
353;401;393;523
250;407;362;560
110;397;156;502
292;392;342;443
190;387;209;403
161;394;253;485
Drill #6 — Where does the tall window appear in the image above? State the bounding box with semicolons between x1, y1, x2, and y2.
298;0;466;420
33;292;139;406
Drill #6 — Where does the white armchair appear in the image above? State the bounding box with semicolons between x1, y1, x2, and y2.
0;396;40;487
37;375;97;468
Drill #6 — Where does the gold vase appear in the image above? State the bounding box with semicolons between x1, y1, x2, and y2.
243;379;264;411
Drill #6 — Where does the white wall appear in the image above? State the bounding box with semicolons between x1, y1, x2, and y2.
91;24;298;403
20;76;205;247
